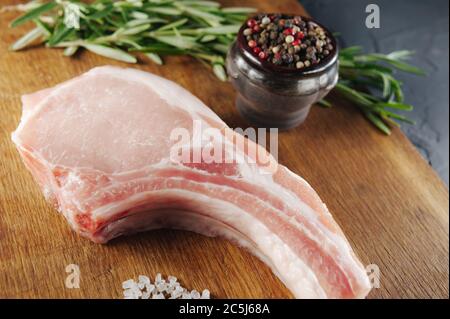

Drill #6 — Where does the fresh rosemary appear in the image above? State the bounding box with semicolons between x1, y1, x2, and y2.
8;0;255;81
7;1;424;134
328;46;425;135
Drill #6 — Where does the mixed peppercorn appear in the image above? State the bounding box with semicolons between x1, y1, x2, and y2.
242;14;334;69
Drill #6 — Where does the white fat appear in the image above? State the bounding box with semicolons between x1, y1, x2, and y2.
95;189;327;298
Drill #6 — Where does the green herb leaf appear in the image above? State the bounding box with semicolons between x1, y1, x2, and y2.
150;34;200;50
336;45;424;134
318;99;332;108
48;23;74;46
355;53;425;75
213;63;226;81
145;52;163;65
196;25;241;34
182;1;221;8
10;1;57;27
157;18;188;31
146;7;182;16
120;23;151;35
63;45;79;56
88;4;114;20
364;111;391;135
82;43;137;63
9;27;45;51
374;102;413;111
175;2;225;25
200;34;216;42
339;46;362;57
222;7;257;14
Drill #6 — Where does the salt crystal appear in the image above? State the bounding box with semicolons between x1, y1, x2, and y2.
190;289;201;299
123;289;135;298
156;282;168;293
145;283;155;294
155;273;163;284
122;279;136;289
177;286;185;293
201;289;210;299
167;281;180;292
170;285;183;297
166;286;175;294
121;274;210;300
123;287;142;299
168;275;177;284
138;275;149;288
170;290;183;299
181;292;193;299
141;291;151;299
138;275;150;284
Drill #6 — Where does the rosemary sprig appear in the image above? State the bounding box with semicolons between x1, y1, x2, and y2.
8;0;256;81
323;46;425;135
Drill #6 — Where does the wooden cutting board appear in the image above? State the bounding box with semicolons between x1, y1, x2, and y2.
0;0;448;299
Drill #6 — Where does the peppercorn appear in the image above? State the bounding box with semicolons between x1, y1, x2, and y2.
282;54;294;64
243;28;252;36
261;16;271;25
285;35;295;44
243;15;334;69
247;19;257;28
306;46;316;55
253;47;262;54
283;28;293;36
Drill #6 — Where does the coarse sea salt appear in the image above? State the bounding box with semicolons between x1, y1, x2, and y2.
122;274;211;300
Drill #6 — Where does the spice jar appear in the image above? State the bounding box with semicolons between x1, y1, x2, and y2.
226;14;339;129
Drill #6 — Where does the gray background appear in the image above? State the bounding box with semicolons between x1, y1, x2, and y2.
300;0;449;185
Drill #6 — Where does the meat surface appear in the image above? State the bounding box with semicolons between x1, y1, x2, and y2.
12;66;371;299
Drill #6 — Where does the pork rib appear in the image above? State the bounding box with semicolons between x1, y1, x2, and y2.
11;66;371;299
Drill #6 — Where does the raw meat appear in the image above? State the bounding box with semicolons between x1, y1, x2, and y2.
12;66;371;299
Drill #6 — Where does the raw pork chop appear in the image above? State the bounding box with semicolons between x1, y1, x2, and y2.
12;66;371;299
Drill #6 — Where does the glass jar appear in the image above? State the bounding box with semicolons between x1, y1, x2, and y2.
226;16;339;130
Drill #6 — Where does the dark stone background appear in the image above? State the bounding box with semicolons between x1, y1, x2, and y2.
300;0;449;185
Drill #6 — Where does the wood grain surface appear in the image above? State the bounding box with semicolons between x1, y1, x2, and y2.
0;0;448;299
